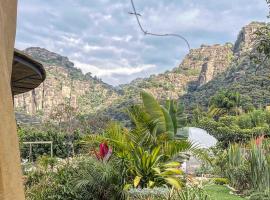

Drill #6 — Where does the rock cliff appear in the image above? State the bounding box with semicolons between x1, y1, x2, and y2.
14;22;265;122
181;22;269;111
14;47;120;118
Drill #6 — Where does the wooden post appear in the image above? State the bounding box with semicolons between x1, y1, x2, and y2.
0;0;25;199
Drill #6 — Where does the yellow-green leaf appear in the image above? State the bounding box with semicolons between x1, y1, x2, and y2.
153;167;161;174
134;176;141;187
164;168;183;175
164;178;181;189
123;184;132;190
147;180;155;188
164;161;180;168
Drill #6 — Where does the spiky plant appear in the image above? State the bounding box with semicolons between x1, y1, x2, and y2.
249;139;270;197
74;158;126;200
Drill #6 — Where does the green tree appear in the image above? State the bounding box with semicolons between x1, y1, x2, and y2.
209;90;243;118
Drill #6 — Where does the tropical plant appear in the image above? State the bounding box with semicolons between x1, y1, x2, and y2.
26;156;125;200
93;142;112;162
129;146;183;189
249;138;270;198
74;157;126;200
226;143;250;191
128;91;188;140
221;138;270;197
82;91;196;189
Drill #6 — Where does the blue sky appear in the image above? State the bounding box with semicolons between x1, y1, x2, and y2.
15;0;269;85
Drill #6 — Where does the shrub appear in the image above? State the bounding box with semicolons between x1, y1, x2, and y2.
128;187;170;200
128;186;211;200
213;178;229;185
25;157;126;200
175;186;211;200
18;127;82;160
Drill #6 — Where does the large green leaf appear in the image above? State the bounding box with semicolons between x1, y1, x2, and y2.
141;91;166;134
161;106;174;140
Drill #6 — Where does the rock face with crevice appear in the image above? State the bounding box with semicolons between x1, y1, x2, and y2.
189;44;233;86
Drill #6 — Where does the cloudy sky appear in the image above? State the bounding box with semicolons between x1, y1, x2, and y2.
16;0;269;85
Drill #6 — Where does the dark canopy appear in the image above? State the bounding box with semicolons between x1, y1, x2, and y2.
11;49;46;95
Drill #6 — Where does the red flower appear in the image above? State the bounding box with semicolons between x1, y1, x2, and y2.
255;135;264;146
94;142;112;161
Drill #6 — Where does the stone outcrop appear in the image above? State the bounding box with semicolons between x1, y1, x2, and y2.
196;44;233;86
233;22;266;55
14;48;120;118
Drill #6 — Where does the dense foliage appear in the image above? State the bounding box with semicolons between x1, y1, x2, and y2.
25;157;126;200
18;126;82;160
195;108;270;146
82;92;196;189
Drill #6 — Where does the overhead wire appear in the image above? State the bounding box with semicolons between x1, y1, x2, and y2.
130;0;191;51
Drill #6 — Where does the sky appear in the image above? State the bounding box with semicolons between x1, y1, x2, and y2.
15;0;269;86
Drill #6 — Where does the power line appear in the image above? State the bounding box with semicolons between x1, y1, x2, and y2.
129;0;191;51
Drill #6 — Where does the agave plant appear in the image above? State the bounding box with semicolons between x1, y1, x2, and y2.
129;146;183;189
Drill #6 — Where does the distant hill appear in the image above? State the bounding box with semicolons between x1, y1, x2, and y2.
14;22;270;123
14;47;120;119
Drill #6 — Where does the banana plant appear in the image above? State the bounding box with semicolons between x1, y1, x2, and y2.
135;91;188;140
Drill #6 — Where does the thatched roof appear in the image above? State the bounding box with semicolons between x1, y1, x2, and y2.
11;49;46;95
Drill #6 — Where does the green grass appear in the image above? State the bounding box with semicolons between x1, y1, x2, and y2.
204;184;245;200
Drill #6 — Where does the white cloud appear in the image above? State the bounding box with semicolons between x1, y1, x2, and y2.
16;0;269;85
73;60;156;77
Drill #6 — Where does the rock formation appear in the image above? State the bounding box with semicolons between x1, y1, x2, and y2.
233;22;265;55
14;22;266;121
14;48;120;118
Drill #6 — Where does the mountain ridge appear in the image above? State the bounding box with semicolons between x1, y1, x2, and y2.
14;21;267;122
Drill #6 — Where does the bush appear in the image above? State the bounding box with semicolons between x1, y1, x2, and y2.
128;186;211;200
18;127;82;160
175;186;211;200
128;187;170;200
25;156;126;200
213;178;229;185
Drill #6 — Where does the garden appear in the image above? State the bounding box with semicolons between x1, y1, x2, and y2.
18;21;270;200
18;90;270;200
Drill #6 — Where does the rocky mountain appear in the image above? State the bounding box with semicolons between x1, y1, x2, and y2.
14;22;268;123
101;43;234;121
181;22;269;111
14;47;120;119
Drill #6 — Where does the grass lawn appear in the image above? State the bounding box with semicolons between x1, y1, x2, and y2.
204;184;245;200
